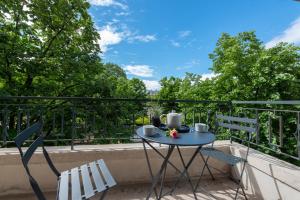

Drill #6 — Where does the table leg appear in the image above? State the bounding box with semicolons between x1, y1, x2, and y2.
169;146;202;199
176;145;198;200
142;140;159;199
146;145;175;200
144;140;182;174
158;153;168;199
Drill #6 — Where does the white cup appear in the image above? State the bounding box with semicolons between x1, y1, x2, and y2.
143;125;156;136
195;123;209;133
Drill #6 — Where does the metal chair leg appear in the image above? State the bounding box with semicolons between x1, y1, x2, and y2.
199;152;215;180
234;161;247;200
194;154;214;193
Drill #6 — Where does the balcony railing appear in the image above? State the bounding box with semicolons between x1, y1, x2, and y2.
0;96;300;164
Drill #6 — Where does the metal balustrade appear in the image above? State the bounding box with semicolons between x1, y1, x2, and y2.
232;100;300;162
1;96;300;163
0;96;229;150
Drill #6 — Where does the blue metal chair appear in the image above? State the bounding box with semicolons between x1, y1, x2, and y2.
15;121;116;200
196;114;258;200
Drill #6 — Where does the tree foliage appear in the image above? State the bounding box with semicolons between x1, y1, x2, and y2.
0;0;146;99
157;31;300;162
158;31;300;101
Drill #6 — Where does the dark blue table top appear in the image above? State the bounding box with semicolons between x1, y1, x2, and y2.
136;127;215;146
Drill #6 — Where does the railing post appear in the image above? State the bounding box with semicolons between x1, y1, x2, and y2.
279;116;283;148
207;110;211;125
268;114;272;145
192;108;195;127
92;112;95;134
61;109;64;138
256;109;260;145
2;108;8;147
17;107;21;134
198;111;201;123
71;107;76;150
297;112;300;160
184;107;187;125
53;113;57;146
26;109;30;128
229;104;232;143
84;112;88;140
132;113;135;136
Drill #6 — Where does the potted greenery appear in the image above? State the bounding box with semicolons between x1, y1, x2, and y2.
148;106;163;127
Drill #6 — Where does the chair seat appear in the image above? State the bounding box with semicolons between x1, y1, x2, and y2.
200;147;245;166
58;159;116;200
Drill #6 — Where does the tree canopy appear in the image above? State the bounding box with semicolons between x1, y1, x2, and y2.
0;0;147;99
157;31;300;101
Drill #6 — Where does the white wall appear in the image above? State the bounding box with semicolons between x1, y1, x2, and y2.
0;143;229;196
230;143;300;200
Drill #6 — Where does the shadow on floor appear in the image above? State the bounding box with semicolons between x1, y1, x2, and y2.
3;178;259;200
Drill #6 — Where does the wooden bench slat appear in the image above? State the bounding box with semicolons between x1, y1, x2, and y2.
97;159;116;187
58;171;69;200
80;164;94;199
89;161;106;192
71;168;81;200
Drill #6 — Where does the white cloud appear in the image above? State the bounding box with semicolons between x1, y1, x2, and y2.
200;73;217;80
128;35;156;43
88;0;127;10
97;24;156;53
186;59;200;66
171;40;180;47
176;59;200;70
124;65;154;77
143;80;161;91
179;30;191;38
98;25;123;52
266;16;300;48
116;12;130;16
176;66;192;70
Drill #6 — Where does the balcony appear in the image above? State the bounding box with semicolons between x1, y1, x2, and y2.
0;97;300;199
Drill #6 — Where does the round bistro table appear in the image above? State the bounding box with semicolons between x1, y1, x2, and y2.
136;127;215;200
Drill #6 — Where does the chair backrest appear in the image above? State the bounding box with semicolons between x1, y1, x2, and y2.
215;114;258;159
14;121;60;200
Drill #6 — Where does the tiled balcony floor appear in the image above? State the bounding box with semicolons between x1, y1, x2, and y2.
3;178;258;200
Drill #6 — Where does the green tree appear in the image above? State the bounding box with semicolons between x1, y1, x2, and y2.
209;31;300;100
158;76;182;111
0;0;102;96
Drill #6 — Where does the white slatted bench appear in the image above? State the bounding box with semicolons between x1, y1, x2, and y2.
58;159;116;200
15;122;116;200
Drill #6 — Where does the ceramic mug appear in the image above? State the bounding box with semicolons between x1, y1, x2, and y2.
143;125;157;136
195;123;209;132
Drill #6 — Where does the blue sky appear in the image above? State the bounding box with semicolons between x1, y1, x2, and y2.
88;0;300;90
